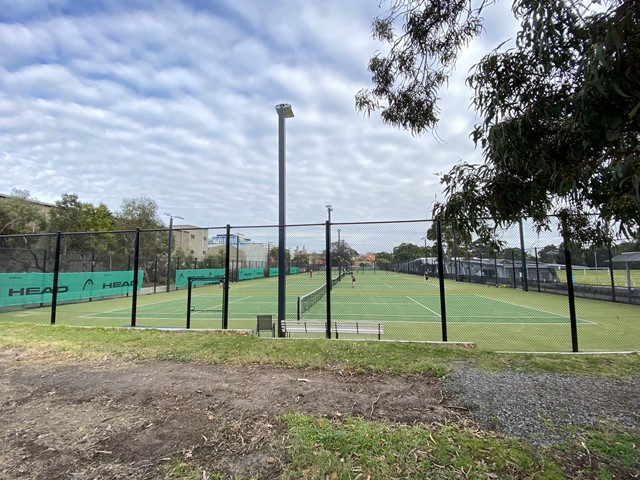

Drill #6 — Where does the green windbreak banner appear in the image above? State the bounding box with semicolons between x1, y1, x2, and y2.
239;268;264;280
0;271;143;308
174;268;225;288
268;267;299;277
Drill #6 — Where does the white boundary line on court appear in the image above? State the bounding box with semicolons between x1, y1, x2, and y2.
326;315;586;325
406;296;440;317
469;294;597;325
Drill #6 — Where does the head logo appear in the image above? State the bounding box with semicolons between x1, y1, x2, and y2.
82;279;94;290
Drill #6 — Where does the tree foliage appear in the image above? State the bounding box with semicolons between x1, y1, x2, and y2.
360;0;640;246
374;251;393;263
329;241;358;269
0;190;47;235
392;242;424;261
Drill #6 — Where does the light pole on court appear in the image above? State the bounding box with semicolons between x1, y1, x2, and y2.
276;103;294;337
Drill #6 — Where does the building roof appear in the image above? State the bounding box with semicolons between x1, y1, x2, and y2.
611;252;640;263
0;192;54;208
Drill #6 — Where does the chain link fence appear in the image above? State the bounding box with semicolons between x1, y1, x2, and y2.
0;219;638;352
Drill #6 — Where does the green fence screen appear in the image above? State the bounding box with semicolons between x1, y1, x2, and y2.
239;268;264;280
0;271;143;308
175;268;225;288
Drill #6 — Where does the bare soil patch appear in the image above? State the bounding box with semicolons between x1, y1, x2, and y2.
0;349;457;479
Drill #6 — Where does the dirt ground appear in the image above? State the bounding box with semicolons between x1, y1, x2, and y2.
0;348;461;479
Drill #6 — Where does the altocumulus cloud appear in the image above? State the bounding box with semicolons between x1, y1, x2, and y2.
0;0;518;237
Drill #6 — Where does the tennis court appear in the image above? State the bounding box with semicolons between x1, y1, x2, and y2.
1;271;637;351
304;274;588;325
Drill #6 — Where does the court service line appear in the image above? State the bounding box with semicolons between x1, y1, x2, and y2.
406;296;440;317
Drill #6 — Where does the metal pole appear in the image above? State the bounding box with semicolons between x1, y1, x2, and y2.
167;216;173;292
519;219;528;291
436;219;447;342
337;228;341;277
423;236;428;276
131;228;140;328
50;231;62;325
186;278;192;329
223;225;231;329
534;247;541;292
608;245;616;302
565;248;579;352
236;234;240;282
266;242;271;274
276;104;293;337
325;220;332;339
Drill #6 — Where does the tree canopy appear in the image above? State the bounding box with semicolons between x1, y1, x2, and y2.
359;0;639;246
0;189;47;235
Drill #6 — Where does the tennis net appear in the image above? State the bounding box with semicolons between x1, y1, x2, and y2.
297;273;346;320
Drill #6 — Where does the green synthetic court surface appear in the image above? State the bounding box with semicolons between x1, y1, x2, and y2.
1;272;638;351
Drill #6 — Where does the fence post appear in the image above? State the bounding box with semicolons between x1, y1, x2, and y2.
436;219;448;342
325;220;332;339
564;248;579;352
223;225;231;330
50;232;62;325
608;245;616;302
519;219;528;291
130;228;141;328
186;278;193;329
534;247;541;292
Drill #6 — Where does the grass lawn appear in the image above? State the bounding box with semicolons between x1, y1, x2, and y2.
0;323;638;480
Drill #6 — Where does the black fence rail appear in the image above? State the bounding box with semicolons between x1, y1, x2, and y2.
0;219;638;352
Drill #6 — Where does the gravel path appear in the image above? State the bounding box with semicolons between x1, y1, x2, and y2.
447;368;640;444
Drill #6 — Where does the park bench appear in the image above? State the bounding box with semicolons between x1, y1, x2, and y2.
281;320;327;335
281;320;384;340
332;321;384;340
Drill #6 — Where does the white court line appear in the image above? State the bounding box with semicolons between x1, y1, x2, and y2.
192;295;255;311
327;314;583;324
406;296;440;317
470;294;597;325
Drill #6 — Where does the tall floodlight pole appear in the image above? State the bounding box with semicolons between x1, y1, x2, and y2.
276;103;294;337
325;204;332;223
164;213;184;292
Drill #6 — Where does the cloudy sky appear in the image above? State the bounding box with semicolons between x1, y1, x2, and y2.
1;0;520;236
